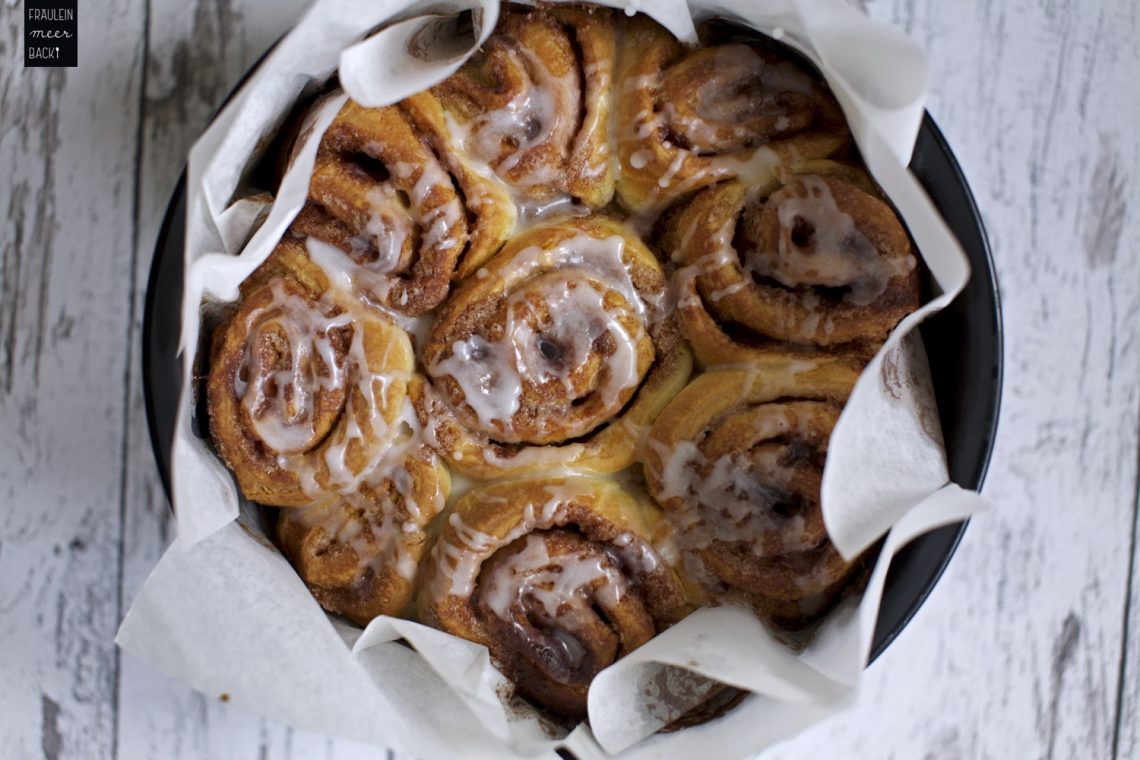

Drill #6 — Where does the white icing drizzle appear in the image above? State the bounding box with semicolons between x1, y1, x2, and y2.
479;444;587;472
513;282;641;407
317;393;437;508
650;404;820;562
432;331;523;430
431;482;666;636
622;44;830;211
580;155;609;178
516;196;590;226
431;487;570;599
415;169;465;254
308;149;465;316
727;146;782;187
673;265;704;311
465;47;578;188
667;175;910;344
708;281;748;302
479;532;628;621
662;47;815;153
609;530;661;576
629;149;652;169
300;391;450;584
232;272;444;542
656;153;686;188
668;214;739;311
360;185;413;272
507;233;659;327
305;238;420;333
623;74;659;93
652;529;681;569
747;177;917;307
403;312;435;353
428;233;659;439
292;464;425;584
235;280;351;455
670;206;850;342
697;47;813;116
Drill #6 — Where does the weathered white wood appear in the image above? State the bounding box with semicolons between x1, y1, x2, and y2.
0;2;146;759
110;0;366;758
765;1;1140;759
1;0;1138;757
1119;482;1140;759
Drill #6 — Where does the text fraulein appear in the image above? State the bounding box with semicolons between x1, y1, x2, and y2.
27;8;75;21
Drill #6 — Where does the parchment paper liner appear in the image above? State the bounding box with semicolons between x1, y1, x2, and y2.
119;1;989;757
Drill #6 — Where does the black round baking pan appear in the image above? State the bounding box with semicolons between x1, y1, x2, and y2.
142;117;1001;666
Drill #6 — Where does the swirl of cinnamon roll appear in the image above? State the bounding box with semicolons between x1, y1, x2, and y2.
275;447;450;624
417;215;692;479
411;5;616;210
418;477;687;720
206;274;433;507
659;161;921;366
616;17;850;214
643;360;864;624
273;98;515;317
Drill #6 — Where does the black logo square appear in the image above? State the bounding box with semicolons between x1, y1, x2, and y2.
24;0;78;68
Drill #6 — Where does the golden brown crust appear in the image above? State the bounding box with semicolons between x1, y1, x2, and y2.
428;5;617;207
643;360;864;624
417;215;692;479
269;98;517;317
615;16;850;213
417;477;688;720
209;270;450;622
275;451;450;624
397;93;517;278
206;276;419;506
658;160;921;367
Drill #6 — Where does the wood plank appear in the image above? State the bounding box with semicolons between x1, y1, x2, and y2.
0;2;147;759
110;0;379;758
766;0;1140;757
1116;477;1140;758
109;0;1140;759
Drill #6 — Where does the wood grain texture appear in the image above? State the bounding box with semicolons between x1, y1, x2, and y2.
0;1;145;759
0;0;1136;758
1119;473;1140;760
110;1;357;758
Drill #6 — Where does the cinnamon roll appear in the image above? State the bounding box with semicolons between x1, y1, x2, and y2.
643;360;865;625
615;17;850;214
418;215;692;479
413;5;617;211
659;161;921;366
418;477;687;720
272;98;514;317
206;274;428;507
275;447;450;624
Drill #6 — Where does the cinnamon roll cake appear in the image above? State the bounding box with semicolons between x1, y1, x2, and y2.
201;3;923;729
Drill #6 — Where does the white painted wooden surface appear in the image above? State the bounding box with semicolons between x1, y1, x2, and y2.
1;0;1137;758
